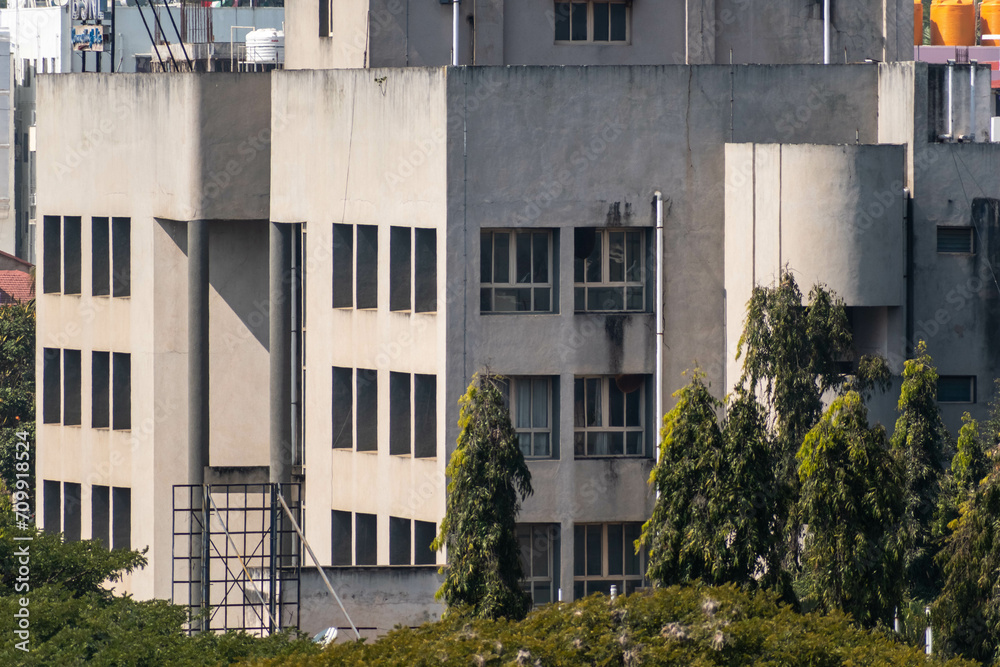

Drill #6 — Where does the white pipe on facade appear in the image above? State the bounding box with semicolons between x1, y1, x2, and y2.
823;0;830;64
947;60;955;139
654;191;664;464
970;61;977;141
452;0;460;66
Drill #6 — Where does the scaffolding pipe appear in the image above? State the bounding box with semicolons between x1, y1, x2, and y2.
823;0;830;64
654;191;664;465
452;0;460;66
276;493;360;639
970;61;977;141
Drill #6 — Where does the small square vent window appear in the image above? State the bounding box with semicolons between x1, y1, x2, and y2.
938;376;976;403
937;227;974;254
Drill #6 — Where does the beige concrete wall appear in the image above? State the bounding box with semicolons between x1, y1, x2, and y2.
35;73;272;599
270;68;449;565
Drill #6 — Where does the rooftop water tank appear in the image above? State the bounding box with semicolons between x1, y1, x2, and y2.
982;0;1000;45
915;0;924;45
930;0;976;46
245;28;284;64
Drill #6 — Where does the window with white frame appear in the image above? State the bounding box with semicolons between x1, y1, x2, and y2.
573;523;645;599
574;375;644;457
500;377;554;458
574;228;644;312
518;524;560;606
555;1;629;43
481;230;554;313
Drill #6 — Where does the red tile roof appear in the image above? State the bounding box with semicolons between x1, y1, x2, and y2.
0;270;34;304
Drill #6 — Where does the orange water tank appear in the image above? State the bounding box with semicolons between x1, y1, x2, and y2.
930;0;976;46
916;1;924;45
981;0;1000;45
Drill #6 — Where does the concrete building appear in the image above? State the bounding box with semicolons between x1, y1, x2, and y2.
32;0;1000;637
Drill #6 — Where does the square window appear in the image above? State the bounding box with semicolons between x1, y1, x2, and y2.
574;376;645;457
481;230;555;314
574;228;645;312
938;375;976;403
573;523;646;599
554;1;630;43
937;226;974;254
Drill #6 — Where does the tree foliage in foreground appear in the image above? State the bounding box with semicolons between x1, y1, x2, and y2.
641;375;779;591
432;372;533;621
796;391;906;628
253;584;976;667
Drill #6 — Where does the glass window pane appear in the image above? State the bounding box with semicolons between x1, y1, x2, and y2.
534;586;551;605
574;378;585;426
494;232;510;283
624;524;641;575
519;433;532;458
480;288;492;313
586;378;601;426
571;3;588;40
534;433;550;457
574;581;585;600
608;431;624;456
516;232;532;284
533;233;549;283
593;1;609;40
607;524;623;575
518;525;531;572
555;2;571;40
574;525;585;576
608;231;624;282
493;288;519;312
626;286;644;311
609;381;624;427
532;528;549;577
585;233;602;282
610;3;627;41
534;288;551;312
586;526;602;576
625;389;640;426
515;288;532;311
589;432;608;456
626;431;643;456
589;580;612;597
625;580;641;595
574;432;585;456
480;231;492;283
532;378;548;428
625;231;641;281
588;286;623;311
574;287;585;311
517;381;532;429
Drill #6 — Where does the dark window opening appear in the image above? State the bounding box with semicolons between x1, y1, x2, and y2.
112;486;131;550
390;516;412;565
63;216;81;295
43;479;60;534
92;217;110;296
332;223;353;308
63;482;81;542
414;520;436;565
319;0;332;37
937;226;975;254
92;351;110;428
331;510;351;565
414;374;436;458
332;366;353;449
42;216;60;294
390;226;411;312
113;353;131;430
63;349;81;426
43;347;60;424
414;228;437;313
938;375;976;403
92;485;109;549
355;512;377;565
357;369;378;451
390;372;411;456
356;225;378;309
112;217;130;297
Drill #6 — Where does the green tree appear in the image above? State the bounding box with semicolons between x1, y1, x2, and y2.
890;341;950;598
797;391;905;628
0;301;34;428
432;372;533;621
933;413;988;552
640;373;780;590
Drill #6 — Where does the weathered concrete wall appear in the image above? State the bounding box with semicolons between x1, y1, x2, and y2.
35;73;272;599
724;143;907;410
270;68;449;565
298;566;444;639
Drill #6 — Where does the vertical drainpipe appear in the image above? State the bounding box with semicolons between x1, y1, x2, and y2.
270;222;293;485
947;59;955;140
452;0;460;66
970;61;977;141
654;192;664;465
187;218;209;626
823;0;830;64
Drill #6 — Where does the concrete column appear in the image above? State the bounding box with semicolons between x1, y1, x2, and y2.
270;222;293;485
188;219;209;483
